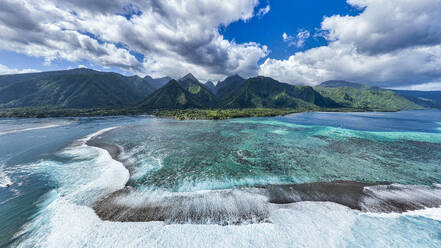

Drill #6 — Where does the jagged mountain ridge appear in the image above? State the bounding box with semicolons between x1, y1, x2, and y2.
0;68;437;112
138;79;206;109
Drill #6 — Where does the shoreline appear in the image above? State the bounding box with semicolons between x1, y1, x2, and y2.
0;107;407;120
86;133;441;224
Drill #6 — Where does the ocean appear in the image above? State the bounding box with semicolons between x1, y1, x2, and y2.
1;111;441;247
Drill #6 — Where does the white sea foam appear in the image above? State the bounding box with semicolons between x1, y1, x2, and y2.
17;196;360;248
0;122;72;136
62;126;128;204
80;126;120;144
403;207;441;221
271;128;289;135
362;207;441;222
15;182;441;248
14;126;130;245
0;164;12;188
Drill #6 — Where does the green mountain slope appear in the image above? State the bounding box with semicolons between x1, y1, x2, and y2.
393;90;441;109
216;74;246;100
315;81;423;110
144;76;173;89
177;74;217;107
221;76;339;109
138;79;206;109
204;81;217;94
0;68;155;108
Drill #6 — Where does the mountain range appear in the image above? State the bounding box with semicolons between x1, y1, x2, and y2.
0;68;155;108
315;81;424;110
220;76;338;109
0;68;440;116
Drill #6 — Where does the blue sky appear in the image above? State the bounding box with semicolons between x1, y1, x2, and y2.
1;0;441;90
222;0;360;60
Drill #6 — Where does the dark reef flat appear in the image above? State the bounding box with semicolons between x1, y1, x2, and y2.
87;136;441;225
265;182;441;213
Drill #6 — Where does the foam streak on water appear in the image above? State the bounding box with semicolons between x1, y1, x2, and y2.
0;164;12;188
0;120;72;136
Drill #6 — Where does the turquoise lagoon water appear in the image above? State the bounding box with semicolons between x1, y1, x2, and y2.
1;111;441;247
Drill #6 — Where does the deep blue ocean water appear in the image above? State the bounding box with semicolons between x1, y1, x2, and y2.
1;111;441;247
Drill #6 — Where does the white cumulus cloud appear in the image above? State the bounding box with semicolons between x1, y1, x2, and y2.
0;64;40;75
261;0;441;90
0;0;268;81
